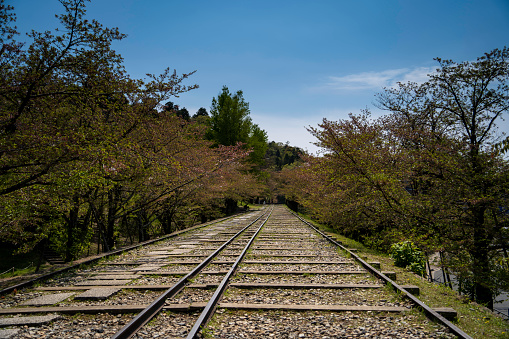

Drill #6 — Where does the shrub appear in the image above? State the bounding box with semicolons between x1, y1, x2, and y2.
390;241;426;276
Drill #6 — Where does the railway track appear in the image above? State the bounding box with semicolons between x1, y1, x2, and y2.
0;205;470;338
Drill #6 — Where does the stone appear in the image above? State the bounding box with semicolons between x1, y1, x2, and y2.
154;246;176;250
169;249;193;254
88;274;139;280
140;255;169;260
179;245;197;249
146;251;171;256
173;241;199;245
0;329;19;338
74;288;121;300
229;283;381;289
0;315;61;327
131;264;163;272
217;303;408;312
21;292;75;306
75;280;131;286
238;270;365;275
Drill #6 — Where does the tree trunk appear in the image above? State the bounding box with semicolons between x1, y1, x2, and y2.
35;239;46;273
137;211;150;242
225;198;237;214
160;209;174;234
106;185;120;250
64;199;80;262
471;208;494;309
467;137;494;309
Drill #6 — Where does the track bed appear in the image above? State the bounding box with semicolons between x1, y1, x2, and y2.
0;206;464;338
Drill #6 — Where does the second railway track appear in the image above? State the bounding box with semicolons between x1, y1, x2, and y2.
0;205;467;338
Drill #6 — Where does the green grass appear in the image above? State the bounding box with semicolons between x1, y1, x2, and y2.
0;244;44;279
0;265;42;279
201;318;218;338
395;268;509;339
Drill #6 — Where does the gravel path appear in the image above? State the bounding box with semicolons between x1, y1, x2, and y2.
9;313;134;339
231;273;378;284
207;310;456;338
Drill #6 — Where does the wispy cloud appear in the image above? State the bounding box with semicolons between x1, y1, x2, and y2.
323;66;435;91
251;113;323;154
398;67;435;84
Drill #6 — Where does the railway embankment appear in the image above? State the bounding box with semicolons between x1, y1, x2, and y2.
305;215;509;339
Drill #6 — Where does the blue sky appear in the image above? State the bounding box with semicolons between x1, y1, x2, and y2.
11;0;509;154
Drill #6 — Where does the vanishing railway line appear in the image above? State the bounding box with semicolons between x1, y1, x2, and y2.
0;205;470;338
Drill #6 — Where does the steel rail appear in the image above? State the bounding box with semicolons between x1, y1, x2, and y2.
0;212;243;296
186;205;274;339
111;207;271;339
290;209;473;339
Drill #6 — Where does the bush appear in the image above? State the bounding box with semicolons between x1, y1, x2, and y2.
390;241;426;276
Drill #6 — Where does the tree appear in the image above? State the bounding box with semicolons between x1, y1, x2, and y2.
206;86;269;208
0;0;230;262
208;86;252;146
305;112;409;245
265;141;304;170
0;0;124;196
247;124;268;167
376;47;509;308
281;47;509;309
192;107;210;126
176;107;190;120
193;107;208;118
208;86;268;167
163;101;175;112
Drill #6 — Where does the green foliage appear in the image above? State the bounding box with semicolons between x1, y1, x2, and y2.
265;141;304;171
193;107;209;118
0;0;252;264
247;124;268;166
208;86;268;167
208;86;252;146
390;241;426;276
176;107;190;120
0;243;38;273
279;46;509;308
51;217;93;260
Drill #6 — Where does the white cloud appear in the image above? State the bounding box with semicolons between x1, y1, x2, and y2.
251;113;323;155
252;108;387;155
323;66;435;91
399;67;435;84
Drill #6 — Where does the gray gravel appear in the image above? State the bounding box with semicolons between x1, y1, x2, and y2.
58;289;161;306
130;275;181;285
206;310;456;338
170;288;215;304
231;273;378;285
239;263;364;272
132;311;200;338
222;288;412;308
7;313;133;338
193;274;227;284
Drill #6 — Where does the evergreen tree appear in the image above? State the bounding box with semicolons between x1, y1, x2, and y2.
208;86;268;167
